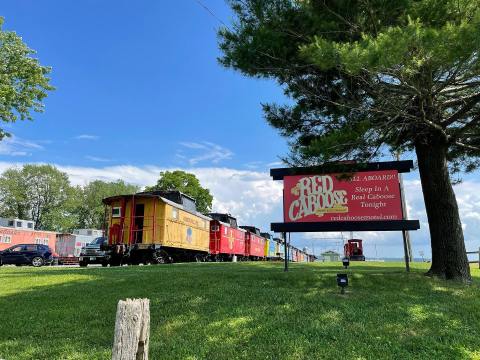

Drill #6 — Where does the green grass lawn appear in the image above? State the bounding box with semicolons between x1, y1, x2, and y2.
0;262;479;360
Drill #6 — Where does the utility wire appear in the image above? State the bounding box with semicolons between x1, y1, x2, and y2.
194;0;231;29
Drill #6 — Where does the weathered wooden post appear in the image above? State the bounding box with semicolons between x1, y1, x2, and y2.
112;298;150;360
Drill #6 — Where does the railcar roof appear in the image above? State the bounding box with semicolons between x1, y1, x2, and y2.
102;193;211;221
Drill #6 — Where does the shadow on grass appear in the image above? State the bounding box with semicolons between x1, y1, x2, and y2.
0;263;479;359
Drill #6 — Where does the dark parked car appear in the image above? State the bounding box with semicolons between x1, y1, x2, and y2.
0;244;54;267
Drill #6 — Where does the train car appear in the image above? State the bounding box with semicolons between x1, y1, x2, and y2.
274;237;284;259
271;239;278;259
208;213;246;261
261;232;270;258
0;217;57;252
240;226;265;260
260;232;277;259
103;190;211;264
291;247;298;262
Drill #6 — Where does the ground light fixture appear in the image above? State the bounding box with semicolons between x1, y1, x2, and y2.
337;273;348;294
342;257;350;269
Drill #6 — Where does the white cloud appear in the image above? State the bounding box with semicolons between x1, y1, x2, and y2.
75;134;99;140
177;141;233;165
267;161;284;167
0;162;283;231
243;161;263;170
50;164;283;229
244;160;285;170
0;135;44;156
85;155;112;162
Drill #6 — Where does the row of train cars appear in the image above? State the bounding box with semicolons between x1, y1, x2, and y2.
93;190;317;266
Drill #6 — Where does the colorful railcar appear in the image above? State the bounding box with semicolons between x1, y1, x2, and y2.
103;191;210;264
274;237;284;259
268;237;277;258
208;213;246;261
0;224;56;252
263;235;270;258
240;226;265;259
291;247;298;262
261;232;277;259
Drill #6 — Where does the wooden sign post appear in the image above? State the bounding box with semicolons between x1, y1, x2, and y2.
112;298;150;360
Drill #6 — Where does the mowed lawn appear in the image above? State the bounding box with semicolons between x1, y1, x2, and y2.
0;262;480;360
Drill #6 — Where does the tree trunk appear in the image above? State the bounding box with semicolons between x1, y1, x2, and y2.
415;141;471;283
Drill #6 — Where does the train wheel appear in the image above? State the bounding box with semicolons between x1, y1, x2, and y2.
153;250;171;264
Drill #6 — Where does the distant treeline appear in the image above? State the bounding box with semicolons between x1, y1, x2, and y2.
0;165;213;233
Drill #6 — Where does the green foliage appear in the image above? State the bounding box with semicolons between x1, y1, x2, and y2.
0;262;479;359
146;170;213;214
76;180;139;229
0;17;54;140
0;165;138;232
219;0;480;170
0;165;78;231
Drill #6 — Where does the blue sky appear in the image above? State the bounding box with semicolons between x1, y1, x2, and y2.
1;0;287;168
1;1;480;260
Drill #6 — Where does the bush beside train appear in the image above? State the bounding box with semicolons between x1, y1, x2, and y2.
100;190;316;266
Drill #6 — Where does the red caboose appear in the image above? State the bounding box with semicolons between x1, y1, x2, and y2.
208;213;246;261
344;239;366;261
240;226;265;260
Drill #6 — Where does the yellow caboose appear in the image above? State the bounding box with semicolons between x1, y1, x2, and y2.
103;190;211;264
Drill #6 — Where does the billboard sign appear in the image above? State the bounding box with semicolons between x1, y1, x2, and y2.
283;170;403;223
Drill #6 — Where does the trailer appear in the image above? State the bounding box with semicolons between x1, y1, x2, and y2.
55;229;104;264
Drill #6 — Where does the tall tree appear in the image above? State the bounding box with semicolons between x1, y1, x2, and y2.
0;165;78;231
0;17;53;140
76;180;139;229
146;170;213;214
219;0;480;282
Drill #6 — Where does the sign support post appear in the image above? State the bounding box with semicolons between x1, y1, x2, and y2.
397;152;413;270
402;230;410;272
283;232;288;272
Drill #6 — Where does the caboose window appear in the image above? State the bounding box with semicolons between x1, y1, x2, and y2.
112;207;121;218
172;207;179;220
224;227;228;235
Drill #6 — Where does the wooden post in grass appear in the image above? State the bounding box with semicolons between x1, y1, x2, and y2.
112;298;150;360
